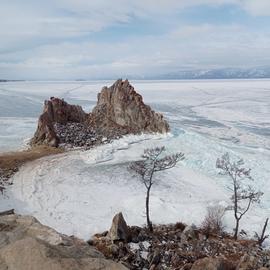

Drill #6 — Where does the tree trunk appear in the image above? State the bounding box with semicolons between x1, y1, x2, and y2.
233;181;239;240
234;218;239;240
146;186;153;232
258;217;269;246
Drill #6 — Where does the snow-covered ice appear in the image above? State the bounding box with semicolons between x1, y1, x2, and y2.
0;80;269;242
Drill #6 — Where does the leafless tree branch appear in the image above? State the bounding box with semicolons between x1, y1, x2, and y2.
129;146;185;231
216;153;263;240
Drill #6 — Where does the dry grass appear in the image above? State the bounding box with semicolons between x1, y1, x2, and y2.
0;145;64;172
201;205;226;237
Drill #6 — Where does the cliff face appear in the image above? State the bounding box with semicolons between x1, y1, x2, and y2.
89;79;169;135
31;79;170;148
31;98;87;147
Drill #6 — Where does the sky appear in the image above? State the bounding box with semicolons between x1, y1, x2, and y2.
1;0;270;80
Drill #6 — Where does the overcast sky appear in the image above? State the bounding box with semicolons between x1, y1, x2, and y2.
1;0;270;80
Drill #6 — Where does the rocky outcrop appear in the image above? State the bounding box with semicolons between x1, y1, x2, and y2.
0;213;127;270
89;79;169;136
31;97;87;147
93;218;270;270
31;79;169;148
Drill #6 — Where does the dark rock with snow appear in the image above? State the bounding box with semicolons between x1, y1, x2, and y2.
31;79;170;148
53;122;102;148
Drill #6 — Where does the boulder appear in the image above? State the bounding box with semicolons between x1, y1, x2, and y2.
181;224;198;242
191;257;235;270
0;214;63;247
109;212;130;242
0;214;127;270
236;253;260;270
31;79;169;147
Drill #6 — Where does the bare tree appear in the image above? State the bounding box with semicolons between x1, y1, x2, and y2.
254;218;269;247
216;153;263;240
129;146;184;232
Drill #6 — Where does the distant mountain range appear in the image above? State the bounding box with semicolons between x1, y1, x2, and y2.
2;67;270;81
0;79;24;82
156;67;270;80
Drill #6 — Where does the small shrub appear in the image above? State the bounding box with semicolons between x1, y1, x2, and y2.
201;205;226;236
174;222;186;231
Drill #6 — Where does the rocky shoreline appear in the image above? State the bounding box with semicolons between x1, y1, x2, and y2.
91;213;270;270
0;146;63;192
0;168;15;193
0;211;269;270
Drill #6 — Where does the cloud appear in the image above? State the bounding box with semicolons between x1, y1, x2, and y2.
1;0;270;79
241;0;270;16
2;22;270;79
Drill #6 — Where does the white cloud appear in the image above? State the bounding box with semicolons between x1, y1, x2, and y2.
1;22;270;79
241;0;270;16
2;0;267;52
1;0;270;79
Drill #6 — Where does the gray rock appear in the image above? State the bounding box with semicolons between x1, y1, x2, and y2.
0;214;128;270
191;257;235;270
109;212;130;242
181;224;198;242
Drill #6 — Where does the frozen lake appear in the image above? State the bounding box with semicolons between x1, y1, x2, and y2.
0;80;269;241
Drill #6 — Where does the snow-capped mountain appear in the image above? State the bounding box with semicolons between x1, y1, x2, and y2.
158;67;270;80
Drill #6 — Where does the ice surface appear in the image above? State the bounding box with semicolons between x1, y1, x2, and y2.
0;80;269;242
0;118;37;152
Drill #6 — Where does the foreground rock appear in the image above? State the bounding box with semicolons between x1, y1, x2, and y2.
191;257;235;270
92;215;270;270
31;79;169;148
0;213;127;270
109;212;130;242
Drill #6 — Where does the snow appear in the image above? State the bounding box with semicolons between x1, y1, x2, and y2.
0;80;269;242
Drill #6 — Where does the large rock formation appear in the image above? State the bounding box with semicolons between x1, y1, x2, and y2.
31;79;169;148
31;98;87;147
88;79;169;136
0;213;127;270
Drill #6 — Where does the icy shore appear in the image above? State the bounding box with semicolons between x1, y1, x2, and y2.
0;80;269;243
